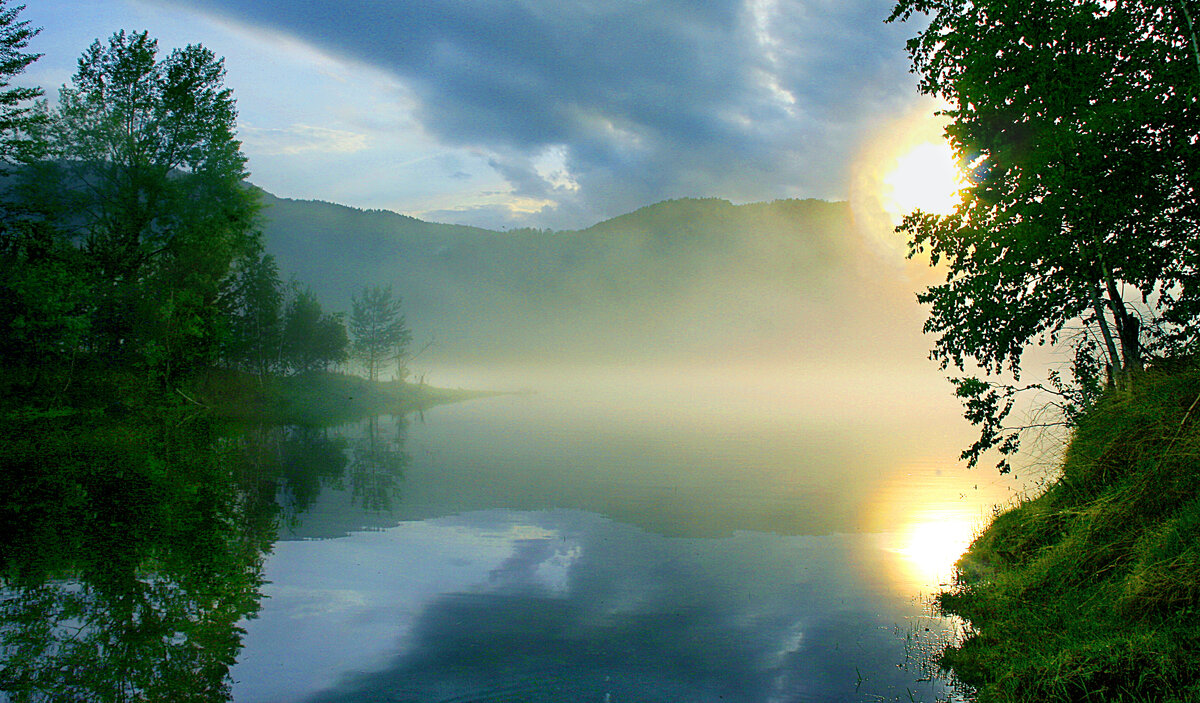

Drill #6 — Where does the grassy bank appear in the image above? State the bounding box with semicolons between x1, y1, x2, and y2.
198;369;496;425
938;364;1200;701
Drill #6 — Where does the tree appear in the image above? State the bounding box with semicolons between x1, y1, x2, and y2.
0;219;92;388
888;0;1200;471
224;245;283;378
27;30;259;378
281;287;348;374
0;2;93;401
0;1;42;167
349;285;412;382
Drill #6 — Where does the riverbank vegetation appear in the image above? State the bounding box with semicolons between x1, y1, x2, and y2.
200;369;488;425
889;0;1200;699
941;365;1200;701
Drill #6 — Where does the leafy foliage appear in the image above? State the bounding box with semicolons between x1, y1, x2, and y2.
23;30;259;379
223;246;284;377
282;287;349;374
889;0;1200;470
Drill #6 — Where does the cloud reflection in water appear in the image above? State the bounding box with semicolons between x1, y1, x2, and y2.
235;509;953;703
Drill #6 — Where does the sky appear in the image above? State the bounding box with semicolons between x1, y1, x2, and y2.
20;0;938;231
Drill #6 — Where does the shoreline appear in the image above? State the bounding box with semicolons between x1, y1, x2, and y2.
936;364;1200;702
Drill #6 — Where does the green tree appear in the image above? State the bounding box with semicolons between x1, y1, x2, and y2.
281;287;348;374
0;220;92;397
889;0;1200;471
27;30;258;379
224;246;283;378
0;2;93;402
0;0;41;167
349;285;412;382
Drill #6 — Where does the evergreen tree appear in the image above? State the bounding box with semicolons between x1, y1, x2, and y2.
0;0;41;168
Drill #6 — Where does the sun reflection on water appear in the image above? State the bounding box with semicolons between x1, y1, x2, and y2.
897;514;976;588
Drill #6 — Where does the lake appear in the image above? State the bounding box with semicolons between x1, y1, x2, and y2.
227;364;1028;702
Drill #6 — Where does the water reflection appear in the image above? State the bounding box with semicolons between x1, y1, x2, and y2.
897;514;977;589
277;425;349;516
228;371;1025;702
0;413;417;701
235;511;950;703
347;416;411;512
864;462;1020;592
0;415;277;702
0;368;1025;702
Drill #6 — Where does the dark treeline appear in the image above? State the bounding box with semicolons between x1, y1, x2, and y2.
0;10;411;415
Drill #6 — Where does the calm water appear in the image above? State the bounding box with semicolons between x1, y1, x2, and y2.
226;365;1027;703
0;364;1031;701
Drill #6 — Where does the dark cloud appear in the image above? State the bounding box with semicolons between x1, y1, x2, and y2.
151;0;922;226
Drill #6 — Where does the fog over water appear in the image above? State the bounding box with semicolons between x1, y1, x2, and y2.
231;361;1031;702
0;4;1095;700
222;182;1060;700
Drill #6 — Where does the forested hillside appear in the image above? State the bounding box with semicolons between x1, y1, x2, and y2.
258;193;917;364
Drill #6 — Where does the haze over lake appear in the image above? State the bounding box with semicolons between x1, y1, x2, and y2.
226;363;1028;702
1;3;1058;701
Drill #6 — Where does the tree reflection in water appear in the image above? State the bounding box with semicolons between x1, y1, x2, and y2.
0;412;411;701
348;415;410;512
0;414;276;702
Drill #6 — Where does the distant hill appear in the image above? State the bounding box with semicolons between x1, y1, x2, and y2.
256;190;923;365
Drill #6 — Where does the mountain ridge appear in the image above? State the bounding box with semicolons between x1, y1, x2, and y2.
253;188;918;365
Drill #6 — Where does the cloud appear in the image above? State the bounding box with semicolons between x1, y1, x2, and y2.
238;123;369;155
150;0;924;226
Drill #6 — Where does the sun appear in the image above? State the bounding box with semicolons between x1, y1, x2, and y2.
880;140;966;222
848;103;969;262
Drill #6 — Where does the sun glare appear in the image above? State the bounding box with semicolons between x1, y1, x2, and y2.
898;515;976;588
881;141;965;221
849;104;968;262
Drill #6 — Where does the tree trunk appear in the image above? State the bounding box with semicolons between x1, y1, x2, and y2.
1102;271;1142;373
1091;234;1142;375
1091;286;1122;384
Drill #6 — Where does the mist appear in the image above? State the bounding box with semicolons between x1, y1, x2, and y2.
259;192;939;376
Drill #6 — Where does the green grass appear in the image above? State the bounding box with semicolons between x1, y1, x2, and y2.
938;363;1200;702
196;369;498;425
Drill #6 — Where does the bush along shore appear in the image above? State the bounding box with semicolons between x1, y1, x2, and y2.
937;363;1200;702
